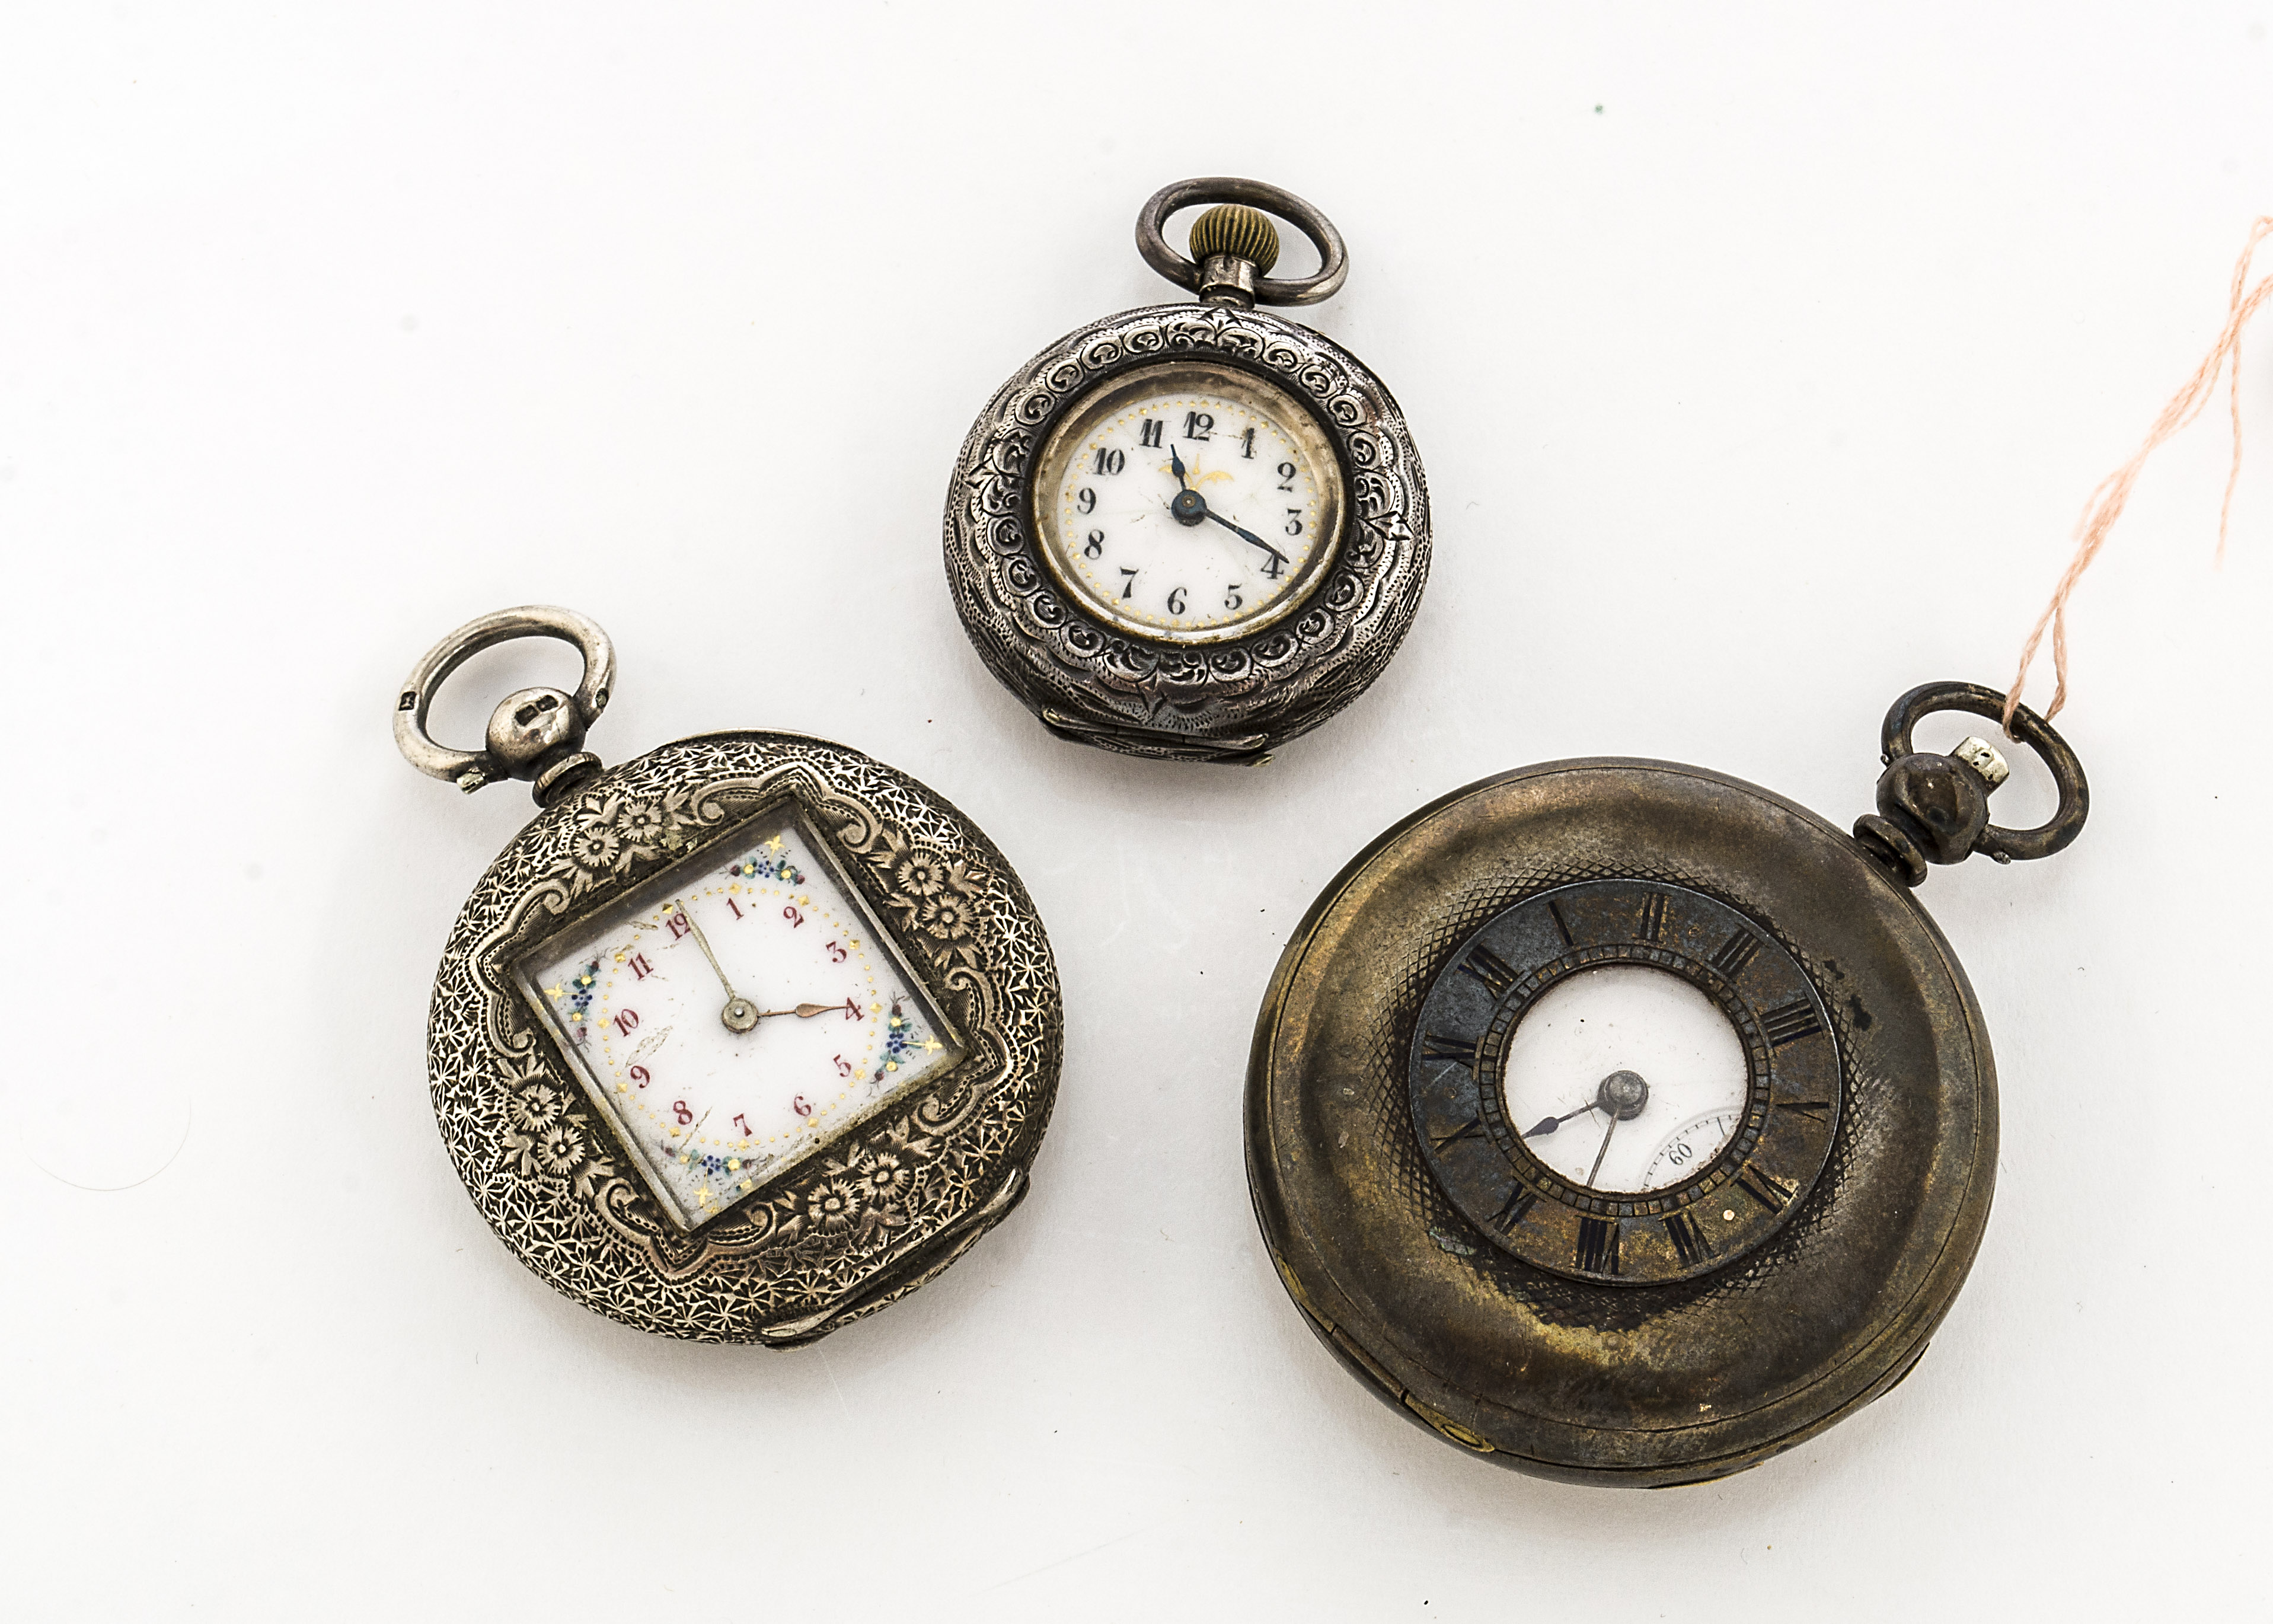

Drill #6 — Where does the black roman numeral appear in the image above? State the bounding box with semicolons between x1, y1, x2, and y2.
1419;1031;1480;1069
1664;1210;1713;1268
1431;1116;1487;1151
1493;1183;1538;1230
1457;945;1518;998
1637;890;1667;943
1738;1169;1795;1212
1576;1216;1621;1274
1138;418;1163;448
1776;1099;1834;1122
1762;1000;1825;1048
1546;898;1575;946
1710;929;1761;978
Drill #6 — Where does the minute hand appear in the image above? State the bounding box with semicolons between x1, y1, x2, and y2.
1204;509;1291;569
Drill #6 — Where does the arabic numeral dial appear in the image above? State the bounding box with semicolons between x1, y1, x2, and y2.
1036;362;1345;643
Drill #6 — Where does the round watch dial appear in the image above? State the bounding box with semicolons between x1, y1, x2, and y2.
1032;360;1344;643
1408;878;1840;1285
1501;965;1751;1193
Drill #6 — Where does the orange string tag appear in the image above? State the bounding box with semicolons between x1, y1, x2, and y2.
2005;215;2273;733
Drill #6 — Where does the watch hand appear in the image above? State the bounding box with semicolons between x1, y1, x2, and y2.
1203;509;1292;567
1586;1112;1621;1188
1169;442;1190;490
677;901;759;1033
754;1002;839;1020
1522;1103;1597;1138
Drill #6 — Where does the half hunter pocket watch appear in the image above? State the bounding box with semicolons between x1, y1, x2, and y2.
1246;683;2087;1484
944;177;1430;764
394;607;1062;1344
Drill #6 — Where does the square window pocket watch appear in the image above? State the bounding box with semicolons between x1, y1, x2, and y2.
944;177;1430;764
1247;684;2087;1484
394;607;1062;1344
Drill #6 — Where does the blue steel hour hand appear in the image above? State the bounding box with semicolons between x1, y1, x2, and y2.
1205;509;1292;569
1169;443;1190;489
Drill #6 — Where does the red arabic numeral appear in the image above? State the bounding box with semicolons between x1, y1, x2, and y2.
613;1009;640;1036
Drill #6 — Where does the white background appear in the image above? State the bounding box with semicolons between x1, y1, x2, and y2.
4;5;2268;1617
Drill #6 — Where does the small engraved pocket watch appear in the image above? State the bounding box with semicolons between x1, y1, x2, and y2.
1247;683;2087;1484
394;607;1061;1344
945;178;1429;763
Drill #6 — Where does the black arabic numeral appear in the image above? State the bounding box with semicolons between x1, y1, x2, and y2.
1166;586;1187;615
1224;584;1243;611
1118;567;1138;599
1094;448;1126;475
1276;461;1296;491
1240;426;1256;458
1258;551;1285;580
1138;419;1163;448
1284;509;1304;537
1182;410;1213;441
1077;487;1097;513
1084;529;1104;559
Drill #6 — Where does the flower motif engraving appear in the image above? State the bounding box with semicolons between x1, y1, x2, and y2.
804;1178;863;1235
770;1116;937;1249
552;788;698;898
534;1125;583;1177
864;829;986;973
855;1152;912;1206
896;849;952;898
509;1082;563;1133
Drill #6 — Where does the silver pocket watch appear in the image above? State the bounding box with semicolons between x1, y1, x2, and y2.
945;177;1431;764
395;607;1062;1344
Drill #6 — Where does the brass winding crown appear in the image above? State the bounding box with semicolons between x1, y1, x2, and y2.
1188;203;1280;274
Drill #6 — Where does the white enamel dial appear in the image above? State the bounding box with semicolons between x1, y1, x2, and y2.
1499;965;1750;1195
517;806;962;1230
1033;360;1343;643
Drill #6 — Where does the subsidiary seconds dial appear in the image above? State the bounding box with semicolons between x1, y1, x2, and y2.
1033;360;1344;643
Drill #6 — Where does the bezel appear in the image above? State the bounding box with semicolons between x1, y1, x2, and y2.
945;301;1429;762
1409;880;1841;1285
1028;360;1345;645
507;797;971;1234
427;730;1062;1345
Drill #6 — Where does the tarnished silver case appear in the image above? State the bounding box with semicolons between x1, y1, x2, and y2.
945;302;1430;763
426;730;1062;1344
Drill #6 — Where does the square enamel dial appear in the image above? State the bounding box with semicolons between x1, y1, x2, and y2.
1407;878;1840;1285
1031;360;1345;645
515;802;966;1232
